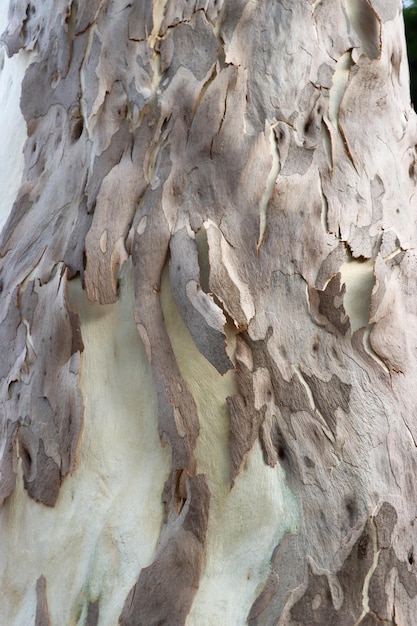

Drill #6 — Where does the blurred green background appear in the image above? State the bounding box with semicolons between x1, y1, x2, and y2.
404;0;417;105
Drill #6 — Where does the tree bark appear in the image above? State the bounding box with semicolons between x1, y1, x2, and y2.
1;0;417;624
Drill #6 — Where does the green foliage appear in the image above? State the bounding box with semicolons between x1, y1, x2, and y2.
404;1;417;105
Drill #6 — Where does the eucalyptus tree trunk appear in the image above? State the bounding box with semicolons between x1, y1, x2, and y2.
1;0;417;624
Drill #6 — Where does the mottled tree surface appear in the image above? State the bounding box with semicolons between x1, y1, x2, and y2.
1;0;417;624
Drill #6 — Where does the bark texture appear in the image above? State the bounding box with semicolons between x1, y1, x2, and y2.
1;0;417;624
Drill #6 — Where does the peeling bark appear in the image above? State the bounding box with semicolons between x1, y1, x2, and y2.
1;0;417;624
35;575;50;626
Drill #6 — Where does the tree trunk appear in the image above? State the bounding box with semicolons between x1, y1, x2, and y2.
1;0;417;624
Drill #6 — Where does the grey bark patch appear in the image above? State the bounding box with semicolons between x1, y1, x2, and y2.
367;502;417;620
267;504;417;624
84;145;148;304
21;436;61;506
1;269;83;507
302;374;351;438
85;600;100;626
126;2;153;41
0;420;18;506
85;121;133;213
169;227;232;374
35;575;50;626
315;243;346;290
227;357;266;485
20;33;87;122
132;199;200;474
81;30;101;120
76;0;103;35
119;475;210;626
308;274;350;336
159;11;218;82
157;1;224;37
205;222;253;328
280;143;315;177
248;570;280;624
0;193;33;250
289;562;341;625
63;199;93;281
0;288;26;381
288;520;374;623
